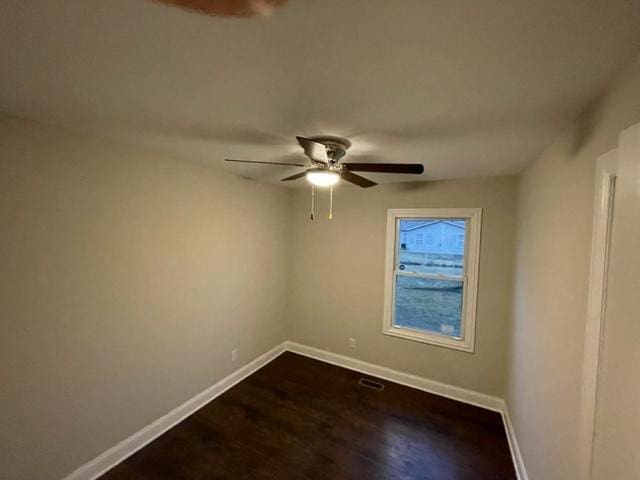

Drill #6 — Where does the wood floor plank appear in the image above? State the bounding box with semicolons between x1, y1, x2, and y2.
99;352;516;480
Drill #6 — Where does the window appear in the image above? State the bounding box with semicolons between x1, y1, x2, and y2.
416;233;424;245
383;208;482;352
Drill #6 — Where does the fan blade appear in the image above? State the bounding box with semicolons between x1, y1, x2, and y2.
296;136;328;163
281;172;308;182
225;159;306;167
343;163;424;174
340;171;377;188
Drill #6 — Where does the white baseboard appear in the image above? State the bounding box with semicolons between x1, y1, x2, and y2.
501;402;529;480
285;341;504;412
61;340;527;480
61;342;287;480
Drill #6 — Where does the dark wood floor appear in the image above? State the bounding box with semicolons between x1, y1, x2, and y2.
100;352;516;479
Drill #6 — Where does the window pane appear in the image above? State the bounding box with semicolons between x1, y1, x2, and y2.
393;275;463;338
397;219;465;277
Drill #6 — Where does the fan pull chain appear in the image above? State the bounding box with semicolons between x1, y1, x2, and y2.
329;185;334;220
310;184;315;221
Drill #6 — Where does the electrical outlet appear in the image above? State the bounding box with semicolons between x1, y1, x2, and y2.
231;349;238;362
349;338;356;349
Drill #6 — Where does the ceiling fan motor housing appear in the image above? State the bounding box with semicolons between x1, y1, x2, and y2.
308;136;351;164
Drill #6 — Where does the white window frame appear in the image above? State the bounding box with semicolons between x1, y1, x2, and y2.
382;208;482;352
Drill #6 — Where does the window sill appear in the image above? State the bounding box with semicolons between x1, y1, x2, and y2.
383;326;475;353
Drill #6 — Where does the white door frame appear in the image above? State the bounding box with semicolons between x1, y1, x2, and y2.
578;149;618;479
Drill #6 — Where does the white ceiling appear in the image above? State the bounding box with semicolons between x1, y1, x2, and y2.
1;0;640;184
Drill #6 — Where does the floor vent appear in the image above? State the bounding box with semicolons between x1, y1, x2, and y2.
358;378;385;391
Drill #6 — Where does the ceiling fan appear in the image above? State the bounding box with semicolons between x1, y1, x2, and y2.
224;135;424;189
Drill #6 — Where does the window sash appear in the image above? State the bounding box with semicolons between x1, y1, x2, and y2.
394;217;468;282
391;272;467;339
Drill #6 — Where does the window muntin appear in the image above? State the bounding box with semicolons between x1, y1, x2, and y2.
383;209;481;352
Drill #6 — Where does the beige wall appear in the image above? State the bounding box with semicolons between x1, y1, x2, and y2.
0;116;291;480
286;177;517;396
505;57;640;480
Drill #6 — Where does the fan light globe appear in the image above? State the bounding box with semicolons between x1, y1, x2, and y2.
306;170;340;187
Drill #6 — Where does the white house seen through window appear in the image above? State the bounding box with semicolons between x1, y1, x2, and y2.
383;208;482;352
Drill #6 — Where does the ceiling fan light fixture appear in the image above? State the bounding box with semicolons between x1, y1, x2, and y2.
306;170;340;187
